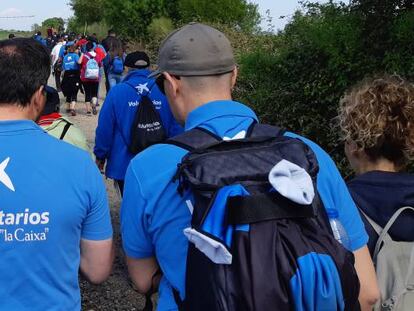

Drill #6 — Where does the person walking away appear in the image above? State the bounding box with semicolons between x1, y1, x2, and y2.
37;86;89;152
51;36;64;92
79;41;102;115
101;29;121;93
339;75;414;310
120;23;379;311
88;36;107;107
107;40;124;89
94;51;182;195
0;37;113;311
61;43;81;116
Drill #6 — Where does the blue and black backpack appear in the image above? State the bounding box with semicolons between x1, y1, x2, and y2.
168;123;360;311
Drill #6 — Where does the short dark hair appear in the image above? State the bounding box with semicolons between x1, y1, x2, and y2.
0;38;50;107
8;34;15;39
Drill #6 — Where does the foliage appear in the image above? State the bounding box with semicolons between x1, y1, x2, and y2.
235;1;414;173
42;17;65;32
102;0;167;39
69;0;261;40
147;17;175;41
69;0;105;25
177;0;261;33
31;23;41;32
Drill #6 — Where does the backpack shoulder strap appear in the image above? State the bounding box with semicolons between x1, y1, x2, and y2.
246;122;285;138
59;121;72;140
166;127;222;151
372;206;414;261
359;209;384;236
166;122;285;151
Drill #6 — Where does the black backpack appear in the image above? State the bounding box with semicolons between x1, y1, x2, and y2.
167;123;360;311
125;82;166;155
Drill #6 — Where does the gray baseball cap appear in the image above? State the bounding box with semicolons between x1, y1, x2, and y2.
149;23;236;78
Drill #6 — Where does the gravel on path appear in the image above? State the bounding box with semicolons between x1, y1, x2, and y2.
49;76;146;310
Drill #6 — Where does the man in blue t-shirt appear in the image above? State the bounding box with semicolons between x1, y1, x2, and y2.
121;24;379;310
94;51;182;195
0;38;114;310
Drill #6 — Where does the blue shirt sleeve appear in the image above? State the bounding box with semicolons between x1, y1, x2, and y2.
81;158;113;240
121;165;154;259
94;91;116;160
121;162;154;258
59;45;66;58
285;132;368;251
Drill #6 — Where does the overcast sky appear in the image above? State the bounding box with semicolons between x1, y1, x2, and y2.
0;0;309;32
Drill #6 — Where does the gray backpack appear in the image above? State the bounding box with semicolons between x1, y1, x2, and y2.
362;207;414;311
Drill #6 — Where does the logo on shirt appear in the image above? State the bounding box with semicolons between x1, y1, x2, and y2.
152;100;162;110
0;157;15;192
0;209;50;242
136;83;149;94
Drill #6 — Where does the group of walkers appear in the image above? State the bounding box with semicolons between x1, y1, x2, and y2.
1;22;414;311
39;29;126;116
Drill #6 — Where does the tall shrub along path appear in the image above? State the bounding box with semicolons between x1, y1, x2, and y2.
48;75;146;310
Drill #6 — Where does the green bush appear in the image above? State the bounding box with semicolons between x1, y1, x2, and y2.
234;1;414;173
147;17;175;41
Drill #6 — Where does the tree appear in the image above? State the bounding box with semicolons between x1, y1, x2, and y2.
31;23;41;32
178;0;260;33
102;0;166;38
42;17;65;32
69;0;105;25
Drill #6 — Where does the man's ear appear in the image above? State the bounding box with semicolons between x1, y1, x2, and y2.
163;72;180;99
230;66;238;89
30;86;46;120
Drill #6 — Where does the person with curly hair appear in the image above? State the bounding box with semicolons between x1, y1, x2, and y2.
339;75;414;256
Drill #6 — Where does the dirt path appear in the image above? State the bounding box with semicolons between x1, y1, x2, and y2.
49;76;146;310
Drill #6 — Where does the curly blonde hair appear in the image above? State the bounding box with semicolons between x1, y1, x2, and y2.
338;75;414;165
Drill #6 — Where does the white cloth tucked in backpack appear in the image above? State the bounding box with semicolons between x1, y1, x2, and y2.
268;159;315;205
184;228;233;265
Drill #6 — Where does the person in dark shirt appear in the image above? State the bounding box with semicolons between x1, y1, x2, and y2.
101;29;121;93
338;75;414;255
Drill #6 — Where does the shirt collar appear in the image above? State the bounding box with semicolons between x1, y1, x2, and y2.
184;100;258;131
0;120;43;134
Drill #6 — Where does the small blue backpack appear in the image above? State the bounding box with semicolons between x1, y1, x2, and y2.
111;56;124;74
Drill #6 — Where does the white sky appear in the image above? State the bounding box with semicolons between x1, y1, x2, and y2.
0;1;323;32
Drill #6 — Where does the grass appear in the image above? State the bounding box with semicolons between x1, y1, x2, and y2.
0;29;32;40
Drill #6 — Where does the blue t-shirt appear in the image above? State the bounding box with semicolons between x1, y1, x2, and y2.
0;120;113;311
63;52;80;71
121;100;368;310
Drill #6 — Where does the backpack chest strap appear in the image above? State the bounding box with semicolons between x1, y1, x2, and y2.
227;192;314;224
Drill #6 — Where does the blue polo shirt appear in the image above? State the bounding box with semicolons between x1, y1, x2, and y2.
0;120;113;311
121;100;368;310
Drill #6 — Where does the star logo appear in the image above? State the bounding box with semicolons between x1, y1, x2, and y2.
136;83;149;94
0;157;15;192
